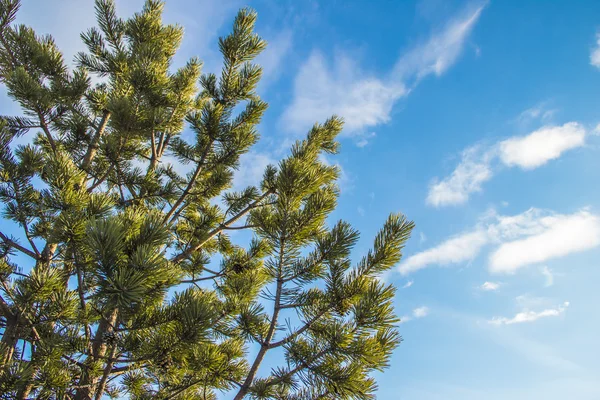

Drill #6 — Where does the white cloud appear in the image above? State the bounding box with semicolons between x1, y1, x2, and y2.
281;51;405;139
400;305;430;323
498;123;586;169
516;102;557;125
393;3;486;80
540;266;554;287
356;132;376;148
399;229;488;275
426;146;493;207
489;211;600;274
281;3;485;144
489;301;569;325
400;208;600;275
402;280;414;289
357;206;365;217
591;33;600;68
428;122;588;207
480;281;500;291
413;306;430;318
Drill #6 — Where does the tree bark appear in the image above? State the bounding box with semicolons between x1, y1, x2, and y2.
0;313;18;368
74;308;118;400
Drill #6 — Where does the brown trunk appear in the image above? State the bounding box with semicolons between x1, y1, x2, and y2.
16;382;33;400
81;111;111;174
74;309;118;400
0;314;18;368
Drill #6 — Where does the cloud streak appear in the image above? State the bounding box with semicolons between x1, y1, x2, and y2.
489;211;600;273
591;33;600;68
400;306;430;323
281;3;486;145
489;301;569;325
427;146;493;207
480;281;500;291
428;122;588;207
399;208;600;275
400;230;488;275
498;123;586;169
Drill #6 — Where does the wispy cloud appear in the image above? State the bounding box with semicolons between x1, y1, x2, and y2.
591;33;600;68
413;306;430;318
281;3;486;146
480;281;500;291
489;301;569;325
281;51;405;145
356;132;376;148
426;146;494;207
401;306;430;323
428;122;588;207
399;230;488;275
498;123;586;169
516;102;557;126
489;210;600;273
402;280;414;289
399;208;600;275
393;2;486;80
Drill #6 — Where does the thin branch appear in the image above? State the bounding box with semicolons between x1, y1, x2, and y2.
234;214;286;400
221;224;256;230
268;309;329;349
81;110;111;173
87;165;113;193
180;274;223;284
171;190;273;264
94;342;118;400
163;139;215;224
0;280;41;342
36;110;57;154
0;231;38;259
75;258;92;353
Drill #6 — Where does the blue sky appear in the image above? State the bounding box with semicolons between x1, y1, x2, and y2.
4;0;600;399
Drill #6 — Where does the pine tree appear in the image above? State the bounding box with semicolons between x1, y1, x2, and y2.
0;0;414;399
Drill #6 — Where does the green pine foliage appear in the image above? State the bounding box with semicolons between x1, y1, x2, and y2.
0;0;414;398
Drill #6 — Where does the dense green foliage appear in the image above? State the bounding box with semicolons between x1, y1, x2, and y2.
0;0;413;398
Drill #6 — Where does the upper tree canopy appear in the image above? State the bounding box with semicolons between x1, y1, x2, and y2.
0;0;413;399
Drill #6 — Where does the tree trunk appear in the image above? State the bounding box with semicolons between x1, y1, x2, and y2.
74;309;118;400
0;314;18;368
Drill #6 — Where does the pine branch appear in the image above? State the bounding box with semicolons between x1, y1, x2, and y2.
221;224;257;230
81;110;110;174
0;231;38;259
234;216;287;400
0;280;42;342
267;308;329;349
36;110;58;154
0;292;14;318
93;342;118;400
163;138;215;224
171;190;273;263
75;259;92;353
87;165;113;193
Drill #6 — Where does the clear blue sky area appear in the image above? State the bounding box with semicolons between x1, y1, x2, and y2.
3;0;600;399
